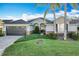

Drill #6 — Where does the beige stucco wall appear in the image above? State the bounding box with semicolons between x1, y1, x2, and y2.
68;24;77;32
46;24;54;32
58;23;64;33
54;17;65;33
54;16;77;33
0;20;3;28
0;20;4;34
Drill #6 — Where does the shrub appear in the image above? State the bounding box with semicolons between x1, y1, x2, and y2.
46;33;57;40
67;32;78;40
0;29;4;36
77;33;79;40
40;30;46;35
32;26;40;34
15;34;50;43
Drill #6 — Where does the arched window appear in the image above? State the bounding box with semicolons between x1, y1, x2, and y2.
34;23;39;26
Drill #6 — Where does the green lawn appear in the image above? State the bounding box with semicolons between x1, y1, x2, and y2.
2;34;79;56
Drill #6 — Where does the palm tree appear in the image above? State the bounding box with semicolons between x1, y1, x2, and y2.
63;3;78;40
50;3;61;33
35;3;60;33
63;3;67;40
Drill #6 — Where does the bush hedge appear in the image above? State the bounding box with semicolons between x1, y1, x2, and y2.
0;29;4;36
32;26;40;34
40;30;46;35
15;33;58;43
46;33;57;40
67;32;79;40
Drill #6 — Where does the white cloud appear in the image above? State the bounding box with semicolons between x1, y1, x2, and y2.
20;13;57;21
71;10;79;13
1;9;79;21
56;10;79;18
67;10;79;18
21;13;43;21
5;16;15;19
0;16;21;20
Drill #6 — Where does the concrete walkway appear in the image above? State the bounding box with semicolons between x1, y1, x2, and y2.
0;36;22;56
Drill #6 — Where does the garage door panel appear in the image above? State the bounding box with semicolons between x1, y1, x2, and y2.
6;26;26;35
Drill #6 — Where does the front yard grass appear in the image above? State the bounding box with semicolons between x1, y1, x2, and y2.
2;34;79;56
15;34;53;43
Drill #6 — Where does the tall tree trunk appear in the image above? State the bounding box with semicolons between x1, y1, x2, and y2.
64;3;67;40
43;18;46;34
53;5;57;33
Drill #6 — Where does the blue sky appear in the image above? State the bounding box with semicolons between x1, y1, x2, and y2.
0;3;50;17
0;3;79;20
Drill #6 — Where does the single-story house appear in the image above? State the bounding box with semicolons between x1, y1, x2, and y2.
2;17;53;35
1;16;79;35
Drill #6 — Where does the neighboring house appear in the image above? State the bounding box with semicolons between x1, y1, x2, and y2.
54;16;79;33
69;19;79;33
54;16;69;33
1;17;79;36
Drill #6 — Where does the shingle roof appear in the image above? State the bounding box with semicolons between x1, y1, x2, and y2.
69;19;79;24
12;19;28;24
3;20;13;24
3;17;53;24
27;17;53;24
3;19;28;24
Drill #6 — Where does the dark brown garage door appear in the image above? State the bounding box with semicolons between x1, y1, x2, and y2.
6;26;26;35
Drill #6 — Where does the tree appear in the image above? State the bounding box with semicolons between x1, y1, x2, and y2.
33;26;40;34
63;3;78;40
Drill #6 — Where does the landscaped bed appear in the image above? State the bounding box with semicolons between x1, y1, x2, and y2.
2;34;79;56
0;29;4;37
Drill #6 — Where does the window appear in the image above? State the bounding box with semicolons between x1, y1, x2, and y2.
56;24;58;32
66;24;68;32
77;27;79;31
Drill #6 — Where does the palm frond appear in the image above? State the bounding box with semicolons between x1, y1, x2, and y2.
56;3;61;8
44;8;49;19
50;3;55;9
50;3;61;10
34;3;48;9
35;3;48;7
43;8;49;24
71;3;78;9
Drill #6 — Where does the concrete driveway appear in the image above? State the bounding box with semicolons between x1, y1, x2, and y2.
0;36;22;56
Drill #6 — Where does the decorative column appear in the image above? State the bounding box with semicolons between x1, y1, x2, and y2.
26;25;30;35
3;25;6;36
